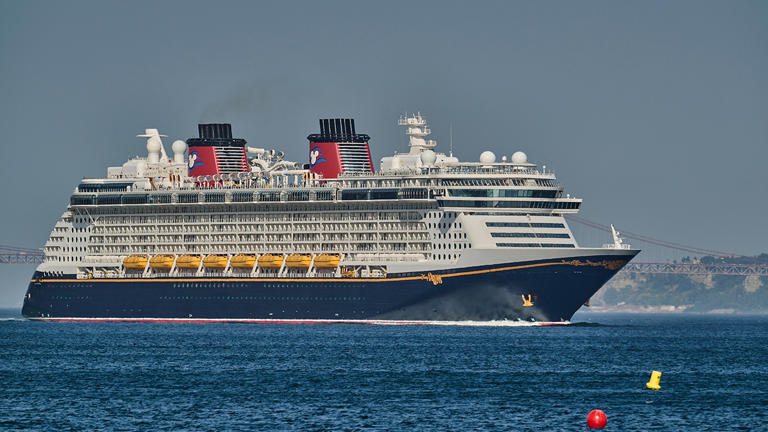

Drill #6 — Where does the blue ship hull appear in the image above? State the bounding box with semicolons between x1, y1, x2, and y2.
22;254;635;323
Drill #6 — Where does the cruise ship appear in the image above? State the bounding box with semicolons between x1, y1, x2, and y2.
22;113;638;323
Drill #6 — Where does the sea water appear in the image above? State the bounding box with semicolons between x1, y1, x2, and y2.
1;310;766;431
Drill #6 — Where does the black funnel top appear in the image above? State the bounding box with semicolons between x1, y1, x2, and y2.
188;123;246;147
308;118;370;143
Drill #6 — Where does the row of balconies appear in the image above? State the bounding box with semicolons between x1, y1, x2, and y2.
89;244;432;255
91;224;427;237
88;236;433;246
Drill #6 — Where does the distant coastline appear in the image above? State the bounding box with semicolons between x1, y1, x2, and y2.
591;254;768;314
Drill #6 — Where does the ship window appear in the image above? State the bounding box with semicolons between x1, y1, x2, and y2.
287;191;310;201
122;194;148;205
70;195;96;206
448;189;559;198
530;223;566;228
370;189;398;200
486;222;565;229
440;200;580;210
178;193;199;204
231;192;253;202
150;194;173;204
492;232;569;239
77;182;133;193
258;192;281;202
342;190;369;201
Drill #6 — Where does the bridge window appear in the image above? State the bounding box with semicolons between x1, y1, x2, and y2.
496;242;574;248
486;222;565;229
440;200;580;210
491;232;570;238
449;189;559;198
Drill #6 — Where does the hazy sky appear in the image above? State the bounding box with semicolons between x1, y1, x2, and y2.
1;0;766;306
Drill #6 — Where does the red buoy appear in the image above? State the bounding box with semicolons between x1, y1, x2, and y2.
587;409;607;429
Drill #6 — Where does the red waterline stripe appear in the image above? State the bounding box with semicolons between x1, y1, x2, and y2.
30;317;569;326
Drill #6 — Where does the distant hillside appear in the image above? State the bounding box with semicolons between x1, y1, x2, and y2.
590;254;768;314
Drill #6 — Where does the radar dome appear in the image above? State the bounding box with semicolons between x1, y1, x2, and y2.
479;151;496;165
146;137;161;153
172;140;188;164
511;151;528;164
172;140;187;154
420;150;437;166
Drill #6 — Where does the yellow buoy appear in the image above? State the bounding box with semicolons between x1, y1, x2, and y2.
646;370;661;390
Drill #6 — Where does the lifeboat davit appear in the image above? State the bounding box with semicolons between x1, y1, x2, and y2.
123;255;148;270
149;255;175;271
176;255;201;269
203;254;229;269
314;254;341;269
257;254;284;269
231;254;257;269
286;254;312;270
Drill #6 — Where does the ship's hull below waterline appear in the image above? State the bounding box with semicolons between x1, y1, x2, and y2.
22;254;636;323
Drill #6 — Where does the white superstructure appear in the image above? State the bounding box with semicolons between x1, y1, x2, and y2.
37;113;626;281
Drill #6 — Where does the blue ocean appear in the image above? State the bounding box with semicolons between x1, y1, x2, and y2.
1;311;766;431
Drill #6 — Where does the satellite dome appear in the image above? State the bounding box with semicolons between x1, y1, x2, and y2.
172;140;187;154
511;151;528;164
420;150;437;166
443;156;459;166
479;151;496;165
146;137;161;153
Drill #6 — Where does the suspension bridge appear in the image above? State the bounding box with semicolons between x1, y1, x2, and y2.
564;215;768;276
2;217;767;276
0;245;45;265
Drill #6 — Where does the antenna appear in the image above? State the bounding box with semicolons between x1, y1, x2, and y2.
449;122;453;157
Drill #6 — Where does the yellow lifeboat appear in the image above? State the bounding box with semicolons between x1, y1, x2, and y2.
314;254;341;269
231;254;257;269
203;254;229;269
286;254;312;270
149;255;175;271
176;255;201;270
123;255;148;270
257;254;284;269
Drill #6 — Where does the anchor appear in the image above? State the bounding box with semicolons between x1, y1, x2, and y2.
522;294;534;307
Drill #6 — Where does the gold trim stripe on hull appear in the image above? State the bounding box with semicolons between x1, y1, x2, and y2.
35;259;626;284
